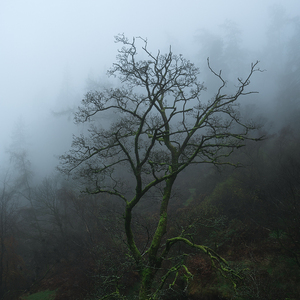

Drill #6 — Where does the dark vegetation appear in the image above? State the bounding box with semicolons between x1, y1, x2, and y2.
1;122;300;300
1;8;300;300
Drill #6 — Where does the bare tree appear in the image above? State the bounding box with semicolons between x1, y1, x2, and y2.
59;34;262;299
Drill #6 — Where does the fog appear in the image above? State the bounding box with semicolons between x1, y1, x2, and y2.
1;2;300;298
1;0;300;179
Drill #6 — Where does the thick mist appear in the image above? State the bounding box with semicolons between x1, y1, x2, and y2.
1;0;299;180
1;1;300;298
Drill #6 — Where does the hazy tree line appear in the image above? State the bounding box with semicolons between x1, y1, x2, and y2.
0;6;300;299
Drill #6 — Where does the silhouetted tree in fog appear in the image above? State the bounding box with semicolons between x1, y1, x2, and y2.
59;34;262;299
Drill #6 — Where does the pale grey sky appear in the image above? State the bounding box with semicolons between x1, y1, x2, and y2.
1;0;299;177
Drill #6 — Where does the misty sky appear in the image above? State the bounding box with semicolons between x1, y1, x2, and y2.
1;0;299;178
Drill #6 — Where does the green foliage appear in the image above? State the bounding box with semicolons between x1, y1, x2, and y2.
269;230;287;240
21;290;56;300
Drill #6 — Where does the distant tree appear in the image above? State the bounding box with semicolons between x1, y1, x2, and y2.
195;21;247;86
274;15;300;128
52;65;78;120
59;34;262;299
0;175;25;298
8;118;43;239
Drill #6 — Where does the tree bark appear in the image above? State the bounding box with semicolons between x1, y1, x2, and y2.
139;267;155;300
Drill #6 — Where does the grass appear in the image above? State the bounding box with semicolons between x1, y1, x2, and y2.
21;290;56;300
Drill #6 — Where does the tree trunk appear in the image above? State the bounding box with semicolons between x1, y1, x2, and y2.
138;176;177;299
139;267;155;300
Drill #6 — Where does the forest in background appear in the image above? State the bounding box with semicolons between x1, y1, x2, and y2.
1;6;300;300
